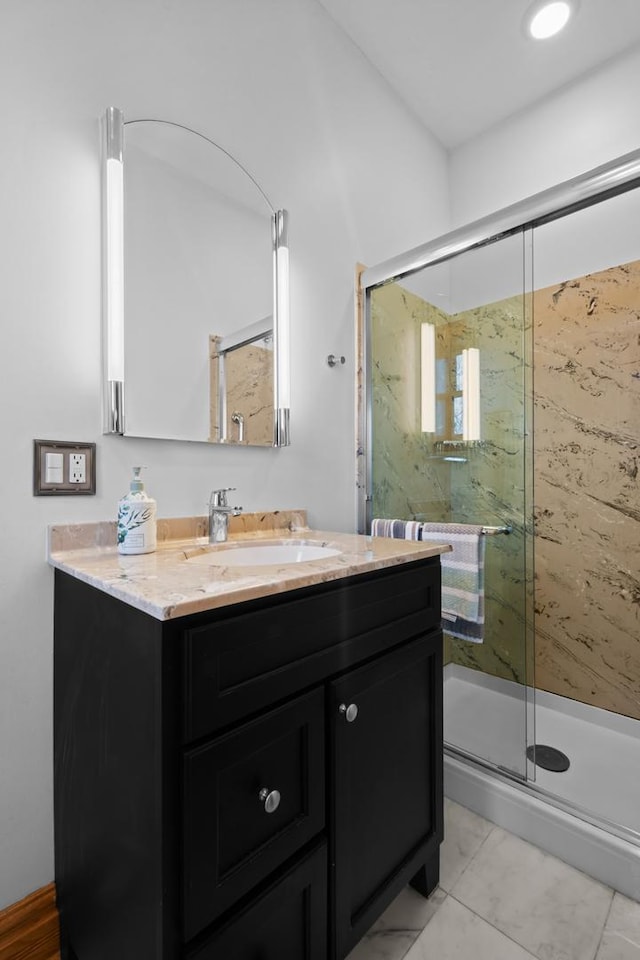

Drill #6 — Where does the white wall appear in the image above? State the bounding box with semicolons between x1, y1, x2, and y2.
0;0;448;907
450;45;640;226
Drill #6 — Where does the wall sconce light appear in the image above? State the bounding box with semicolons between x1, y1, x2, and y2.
273;209;291;446
102;106;125;434
462;347;481;442
420;322;436;433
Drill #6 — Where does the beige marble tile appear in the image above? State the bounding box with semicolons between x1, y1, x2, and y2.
403;895;537;960
48;519;449;621
535;262;640;719
209;334;274;445
533;261;640;721
227;509;308;536
367;258;640;721
48;510;309;552
439;798;494;892
596;893;640;960
451;827;613;960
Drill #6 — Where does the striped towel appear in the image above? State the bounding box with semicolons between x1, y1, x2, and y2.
371;518;423;540
420;522;485;644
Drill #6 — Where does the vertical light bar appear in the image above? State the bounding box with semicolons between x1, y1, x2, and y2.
462;349;469;440
102;106;125;433
462;347;481;442
218;353;228;442
273;209;291;446
469;347;481;441
420;322;436;433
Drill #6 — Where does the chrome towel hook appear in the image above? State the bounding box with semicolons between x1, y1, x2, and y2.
327;354;346;367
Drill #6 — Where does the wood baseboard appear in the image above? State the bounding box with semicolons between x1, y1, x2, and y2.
0;883;60;960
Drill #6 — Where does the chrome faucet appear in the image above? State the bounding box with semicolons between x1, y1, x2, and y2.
231;411;245;443
209;488;243;543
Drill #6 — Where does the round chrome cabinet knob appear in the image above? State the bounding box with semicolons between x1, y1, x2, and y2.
258;787;281;814
339;702;358;723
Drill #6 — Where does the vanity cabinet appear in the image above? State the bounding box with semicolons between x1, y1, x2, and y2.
54;556;443;960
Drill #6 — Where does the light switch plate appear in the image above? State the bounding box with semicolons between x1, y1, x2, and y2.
45;452;64;484
34;440;96;496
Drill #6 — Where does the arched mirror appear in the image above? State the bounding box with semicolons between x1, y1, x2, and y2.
101;107;290;446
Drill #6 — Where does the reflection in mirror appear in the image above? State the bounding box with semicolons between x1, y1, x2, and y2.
209;318;274;444
101;107;290;446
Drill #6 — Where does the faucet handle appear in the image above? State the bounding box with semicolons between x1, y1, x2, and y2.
210;487;236;507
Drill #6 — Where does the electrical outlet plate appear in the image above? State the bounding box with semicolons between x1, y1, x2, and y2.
33;440;96;496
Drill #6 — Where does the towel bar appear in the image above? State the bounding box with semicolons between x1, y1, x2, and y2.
480;525;512;535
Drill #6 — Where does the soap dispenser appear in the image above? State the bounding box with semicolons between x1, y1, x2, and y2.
117;466;157;555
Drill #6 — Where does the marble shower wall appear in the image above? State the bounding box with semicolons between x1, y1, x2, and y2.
371;283;452;522
444;299;532;685
371;283;532;683
533;260;640;721
209;337;273;445
370;259;640;721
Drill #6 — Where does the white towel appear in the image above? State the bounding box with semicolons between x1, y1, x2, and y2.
420;522;485;644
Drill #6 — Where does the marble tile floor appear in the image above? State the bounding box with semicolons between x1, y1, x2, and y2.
347;799;640;960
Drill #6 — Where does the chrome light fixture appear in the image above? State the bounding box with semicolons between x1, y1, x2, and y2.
102;107;125;434
273;209;291;446
525;0;574;39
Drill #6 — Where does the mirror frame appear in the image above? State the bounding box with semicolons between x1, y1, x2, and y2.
100;106;290;446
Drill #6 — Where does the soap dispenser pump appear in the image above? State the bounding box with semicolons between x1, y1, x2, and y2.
117;466;157;555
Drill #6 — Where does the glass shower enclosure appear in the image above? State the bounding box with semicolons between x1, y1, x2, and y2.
358;147;640;803
364;229;535;779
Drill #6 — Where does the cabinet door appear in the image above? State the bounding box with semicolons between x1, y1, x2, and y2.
330;633;443;959
183;687;325;940
186;843;327;960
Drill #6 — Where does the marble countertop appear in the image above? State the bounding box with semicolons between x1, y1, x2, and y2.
48;511;450;621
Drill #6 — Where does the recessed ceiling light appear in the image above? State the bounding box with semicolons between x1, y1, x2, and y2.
525;0;574;40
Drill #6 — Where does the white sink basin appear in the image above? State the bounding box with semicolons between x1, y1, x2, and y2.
186;539;342;567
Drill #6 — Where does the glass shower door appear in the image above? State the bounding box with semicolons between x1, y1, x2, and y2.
368;228;534;778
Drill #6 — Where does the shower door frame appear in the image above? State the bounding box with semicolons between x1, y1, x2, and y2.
358;146;640;785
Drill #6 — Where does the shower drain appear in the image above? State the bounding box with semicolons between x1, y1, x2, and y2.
526;744;570;772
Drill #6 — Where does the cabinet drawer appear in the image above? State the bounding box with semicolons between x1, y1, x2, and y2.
186;842;327;960
184;559;440;741
183;687;325;940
